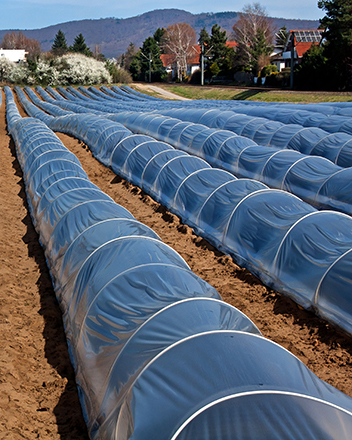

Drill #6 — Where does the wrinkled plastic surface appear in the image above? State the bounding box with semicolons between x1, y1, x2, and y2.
23;86;352;217
13;85;352;336
6;86;352;440
174;392;352;440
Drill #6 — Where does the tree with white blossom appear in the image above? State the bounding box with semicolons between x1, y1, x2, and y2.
0;53;111;86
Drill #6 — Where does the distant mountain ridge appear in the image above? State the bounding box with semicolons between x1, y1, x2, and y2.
0;9;320;58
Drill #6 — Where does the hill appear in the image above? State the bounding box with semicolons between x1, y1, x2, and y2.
0;9;320;58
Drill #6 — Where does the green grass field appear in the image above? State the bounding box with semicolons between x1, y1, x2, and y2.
134;83;352;103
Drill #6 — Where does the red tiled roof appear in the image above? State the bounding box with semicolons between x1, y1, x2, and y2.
295;41;320;58
160;53;174;67
226;41;238;49
188;45;200;65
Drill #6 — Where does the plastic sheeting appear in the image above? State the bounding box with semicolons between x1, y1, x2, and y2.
13;86;352;337
23;87;352;217
207;100;352;135
6;85;352;440
62;86;352;168
106;109;352;216
156;107;352;168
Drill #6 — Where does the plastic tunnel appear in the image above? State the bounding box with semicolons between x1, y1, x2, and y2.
66;85;352;169
6;85;352;440
24;86;352;218
14;86;352;337
105;108;352;216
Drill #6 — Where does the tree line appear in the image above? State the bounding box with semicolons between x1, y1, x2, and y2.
120;3;277;84
119;0;352;90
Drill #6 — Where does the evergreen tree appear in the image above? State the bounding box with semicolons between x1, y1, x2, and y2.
198;27;210;47
295;45;328;90
198;27;211;79
70;33;92;57
51;29;68;56
198;25;233;79
129;50;142;80
123;42;137;70
250;28;273;75
318;0;352;88
129;36;165;82
232;37;251;74
208;24;231;73
275;26;289;50
209;62;220;81
153;28;167;52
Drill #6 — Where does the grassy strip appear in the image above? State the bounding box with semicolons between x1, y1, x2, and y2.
142;84;352;103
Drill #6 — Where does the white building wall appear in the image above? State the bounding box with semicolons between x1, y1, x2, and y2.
0;49;27;63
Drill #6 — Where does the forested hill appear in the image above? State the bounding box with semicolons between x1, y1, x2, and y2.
0;9;320;58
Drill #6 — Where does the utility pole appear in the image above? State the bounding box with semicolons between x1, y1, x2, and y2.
290;31;295;90
141;51;153;83
201;43;204;86
149;52;152;83
199;44;213;86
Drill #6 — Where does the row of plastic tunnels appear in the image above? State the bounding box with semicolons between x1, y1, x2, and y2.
11;85;352;336
3;84;352;439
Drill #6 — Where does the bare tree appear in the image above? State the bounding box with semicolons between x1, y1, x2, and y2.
1;31;41;61
232;3;275;74
1;31;20;49
163;23;197;81
93;44;105;61
25;37;41;61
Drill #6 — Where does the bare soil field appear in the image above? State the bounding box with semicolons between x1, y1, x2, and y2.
1;88;352;439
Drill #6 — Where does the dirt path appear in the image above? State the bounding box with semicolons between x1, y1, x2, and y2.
0;88;352;438
133;82;191;100
0;89;89;439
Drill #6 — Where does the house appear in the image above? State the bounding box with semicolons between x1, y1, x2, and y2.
161;41;238;79
271;29;324;72
160;53;175;75
0;49;27;63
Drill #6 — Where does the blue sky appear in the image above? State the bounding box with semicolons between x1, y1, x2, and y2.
0;0;323;30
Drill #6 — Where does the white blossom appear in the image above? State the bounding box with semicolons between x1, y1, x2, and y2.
0;57;15;80
0;52;112;85
55;53;112;85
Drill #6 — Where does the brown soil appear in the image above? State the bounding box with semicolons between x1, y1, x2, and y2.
0;88;352;439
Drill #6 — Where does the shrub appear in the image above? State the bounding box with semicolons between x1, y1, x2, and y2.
260;64;278;77
106;61;132;83
210;62;221;79
264;69;290;88
0;58;33;85
35;60;59;86
0;52;112;86
55;53;112;85
0;58;15;82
